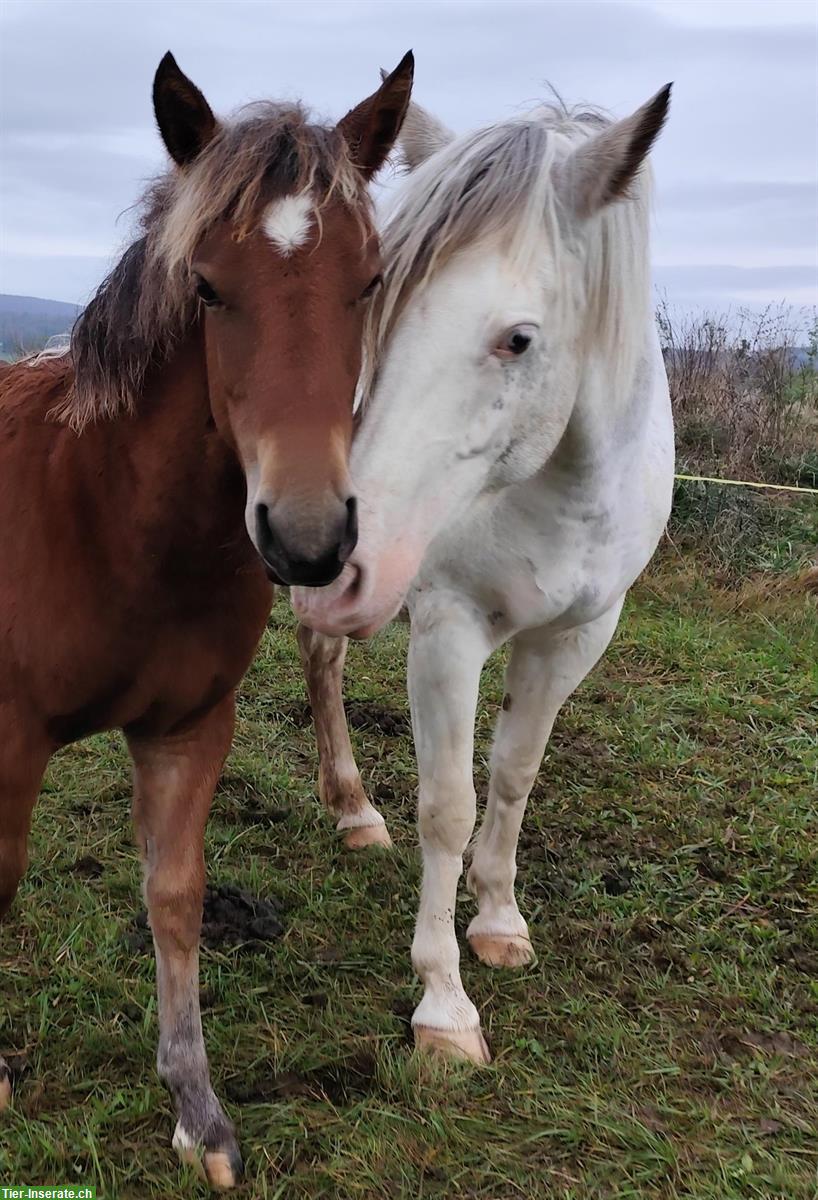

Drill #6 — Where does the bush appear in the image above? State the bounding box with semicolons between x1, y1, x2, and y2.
658;302;817;484
657;303;818;574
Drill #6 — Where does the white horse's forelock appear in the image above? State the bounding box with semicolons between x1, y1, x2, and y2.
365;103;652;398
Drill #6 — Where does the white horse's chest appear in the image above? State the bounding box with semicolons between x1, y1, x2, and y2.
411;428;672;643
412;495;621;635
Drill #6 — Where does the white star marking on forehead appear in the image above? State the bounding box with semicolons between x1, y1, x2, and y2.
261;192;314;256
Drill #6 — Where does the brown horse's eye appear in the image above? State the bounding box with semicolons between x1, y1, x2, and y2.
195;276;222;307
359;274;383;302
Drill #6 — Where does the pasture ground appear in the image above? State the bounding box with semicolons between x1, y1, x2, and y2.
1;497;816;1199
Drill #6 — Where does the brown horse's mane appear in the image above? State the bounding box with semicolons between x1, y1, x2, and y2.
64;103;369;430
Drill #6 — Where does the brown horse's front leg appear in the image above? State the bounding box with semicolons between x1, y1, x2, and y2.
296;623;391;848
0;710;51;1112
127;693;241;1190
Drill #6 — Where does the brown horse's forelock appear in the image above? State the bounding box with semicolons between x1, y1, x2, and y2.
62;104;369;431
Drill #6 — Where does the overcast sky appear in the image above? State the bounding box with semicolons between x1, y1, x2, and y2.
1;0;816;318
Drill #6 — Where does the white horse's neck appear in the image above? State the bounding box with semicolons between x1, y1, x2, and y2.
547;325;660;480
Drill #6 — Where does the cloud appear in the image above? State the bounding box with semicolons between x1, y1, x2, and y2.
1;0;815;309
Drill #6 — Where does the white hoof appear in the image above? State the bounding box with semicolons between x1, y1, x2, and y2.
343;823;392;849
173;1123;242;1190
0;1070;10;1112
413;1024;492;1065
203;1150;242;1191
468;932;535;968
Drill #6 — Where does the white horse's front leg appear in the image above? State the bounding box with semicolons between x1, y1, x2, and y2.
467;603;624;968
408;600;491;1064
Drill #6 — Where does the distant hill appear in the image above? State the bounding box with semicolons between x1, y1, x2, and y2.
664;344;815;371
0;294;82;358
790;346;814;368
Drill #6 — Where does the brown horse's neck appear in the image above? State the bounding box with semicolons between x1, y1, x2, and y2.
77;325;255;583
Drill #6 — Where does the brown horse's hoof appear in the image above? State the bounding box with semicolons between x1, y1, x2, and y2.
344;822;392;849
414;1024;491;1065
0;1062;11;1111
173;1123;243;1190
468;932;535;968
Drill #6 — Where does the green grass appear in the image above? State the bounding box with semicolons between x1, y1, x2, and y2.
1;539;817;1199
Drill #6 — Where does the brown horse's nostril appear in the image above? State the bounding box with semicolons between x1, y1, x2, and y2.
254;499;356;588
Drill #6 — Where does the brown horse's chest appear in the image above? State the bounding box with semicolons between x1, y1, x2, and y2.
43;567;272;745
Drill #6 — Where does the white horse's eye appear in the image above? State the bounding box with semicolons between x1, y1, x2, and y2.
493;324;537;360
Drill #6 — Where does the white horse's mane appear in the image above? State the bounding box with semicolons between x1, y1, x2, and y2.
366;101;653;394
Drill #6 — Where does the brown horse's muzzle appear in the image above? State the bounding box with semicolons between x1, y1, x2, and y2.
253;495;358;587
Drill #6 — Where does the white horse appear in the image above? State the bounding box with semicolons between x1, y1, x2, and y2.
294;84;675;1063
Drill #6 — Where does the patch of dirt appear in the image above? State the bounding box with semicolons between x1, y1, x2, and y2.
71;855;104;878
276;699;410;737
549;730;614;762
215;798;290;826
309;1050;379;1103
127;884;284;954
226;1049;378;1106
715;1029;810;1060
346;700;410;737
226;1070;311;1103
693;1027;813;1069
601;865;634;896
777;943;818;975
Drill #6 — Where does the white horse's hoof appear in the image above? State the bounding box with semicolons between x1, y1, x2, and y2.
0;1066;11;1112
173;1123;242;1190
343;823;392;849
203;1149;242;1191
414;1024;491;1065
468;932;535;968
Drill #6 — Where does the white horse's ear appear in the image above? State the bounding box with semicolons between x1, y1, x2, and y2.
555;84;671;219
379;68;454;169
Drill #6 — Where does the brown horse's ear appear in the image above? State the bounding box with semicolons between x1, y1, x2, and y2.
153;51;218;167
338;50;414;179
555;83;672;219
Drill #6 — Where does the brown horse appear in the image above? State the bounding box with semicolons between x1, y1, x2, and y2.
0;49;413;1187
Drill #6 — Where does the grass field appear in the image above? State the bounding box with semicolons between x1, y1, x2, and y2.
1;499;816;1199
